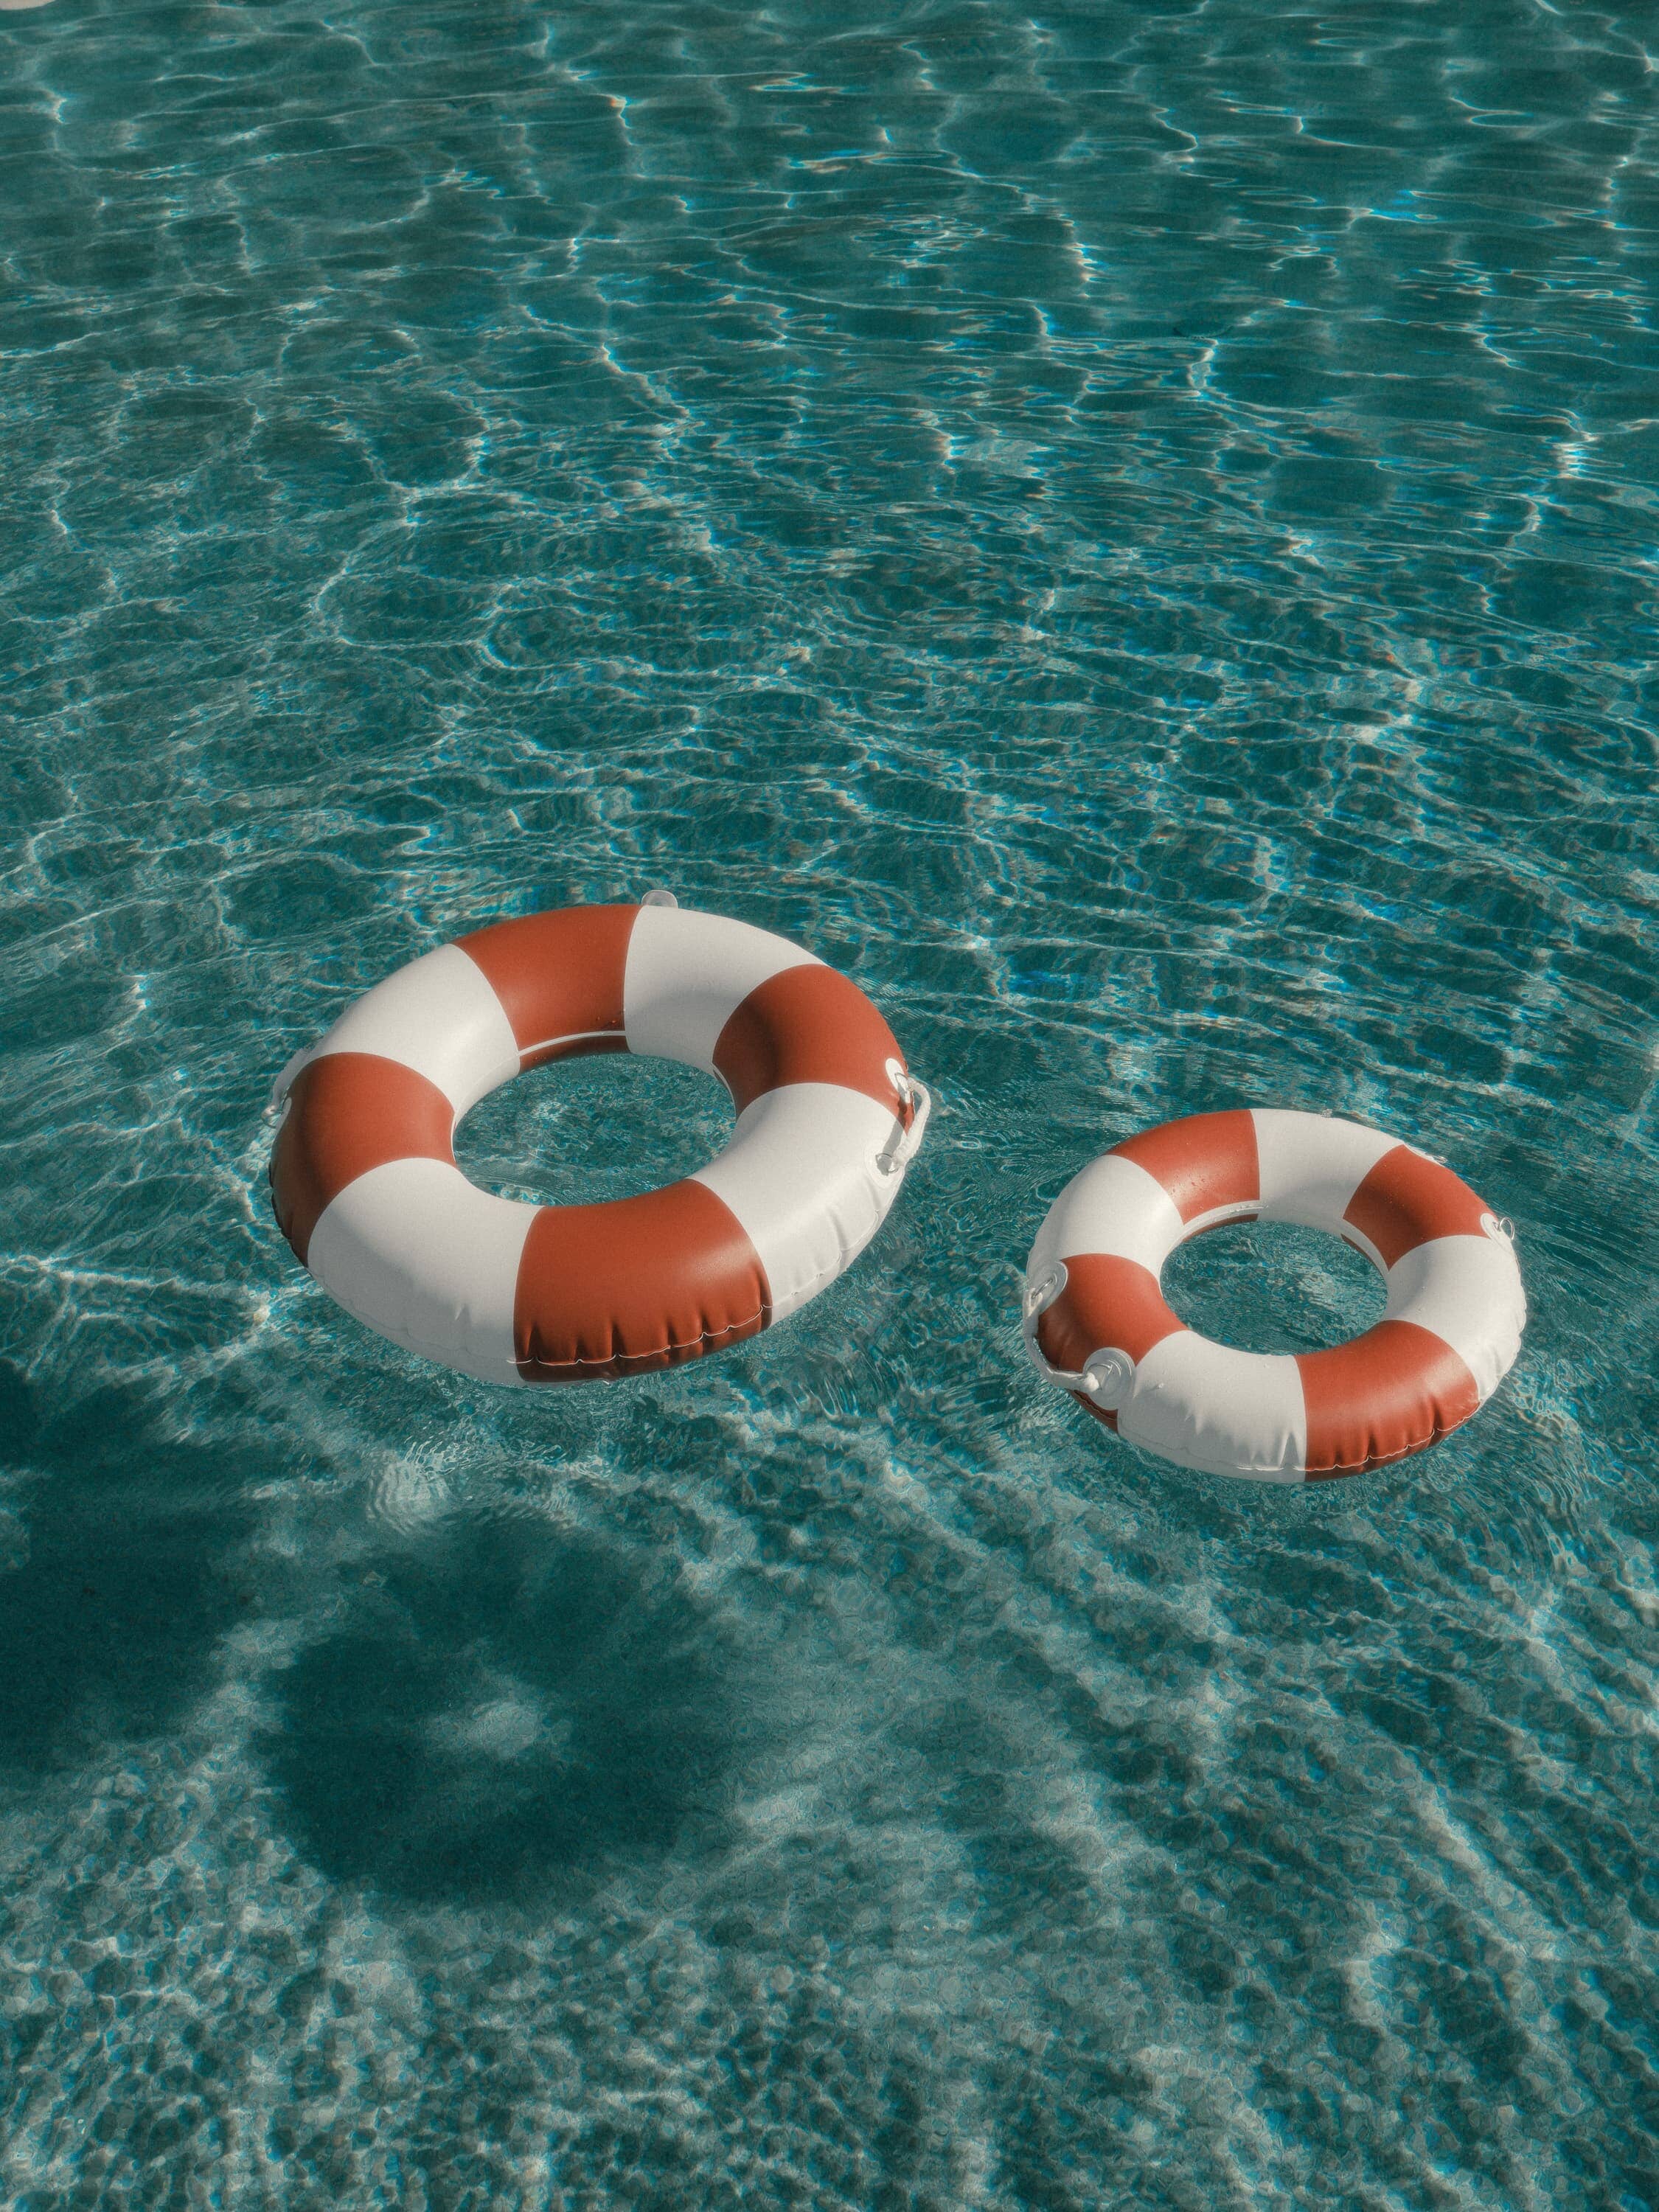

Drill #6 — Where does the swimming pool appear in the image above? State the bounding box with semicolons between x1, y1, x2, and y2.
1;1;1655;2204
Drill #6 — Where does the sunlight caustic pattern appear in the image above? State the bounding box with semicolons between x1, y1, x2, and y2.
1;0;1656;2205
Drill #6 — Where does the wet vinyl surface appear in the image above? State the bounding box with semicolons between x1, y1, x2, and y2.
1;1;1658;2206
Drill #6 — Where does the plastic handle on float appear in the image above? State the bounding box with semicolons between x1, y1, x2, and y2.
1020;1263;1135;1410
875;1072;933;1178
266;1046;311;1120
641;887;678;908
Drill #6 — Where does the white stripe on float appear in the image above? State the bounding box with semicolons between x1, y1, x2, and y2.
1118;1333;1307;1482
1253;1109;1397;1236
623;905;819;1074
1384;1234;1526;1403
515;1027;627;1062
1182;1199;1263;1238
1026;1152;1183;1279
692;1082;898;1324
307;1158;535;1384
305;944;521;1119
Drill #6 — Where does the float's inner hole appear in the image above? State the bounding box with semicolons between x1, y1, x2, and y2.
454;1052;734;1208
1160;1218;1385;1355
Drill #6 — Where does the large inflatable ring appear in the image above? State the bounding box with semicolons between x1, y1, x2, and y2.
269;898;930;1384
1023;1108;1525;1482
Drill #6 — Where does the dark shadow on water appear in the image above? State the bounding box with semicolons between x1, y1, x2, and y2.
0;1361;257;1773
0;1355;769;1901
260;1515;759;1905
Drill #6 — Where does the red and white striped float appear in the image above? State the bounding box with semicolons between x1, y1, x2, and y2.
268;897;929;1384
1023;1108;1525;1482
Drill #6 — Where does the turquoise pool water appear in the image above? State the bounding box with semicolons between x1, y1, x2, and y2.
2;0;1657;2203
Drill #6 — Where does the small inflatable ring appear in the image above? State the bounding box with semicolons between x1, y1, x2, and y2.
1023;1108;1525;1482
269;900;929;1384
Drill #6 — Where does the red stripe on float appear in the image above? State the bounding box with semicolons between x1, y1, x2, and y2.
456;904;636;1069
1111;1110;1259;1222
514;1180;771;1383
1039;1254;1184;1371
713;964;907;1118
1343;1145;1490;1270
1298;1320;1481;1480
1037;1255;1185;1431
270;1053;453;1267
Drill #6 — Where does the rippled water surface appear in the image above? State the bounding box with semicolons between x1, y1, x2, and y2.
3;0;1658;2204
